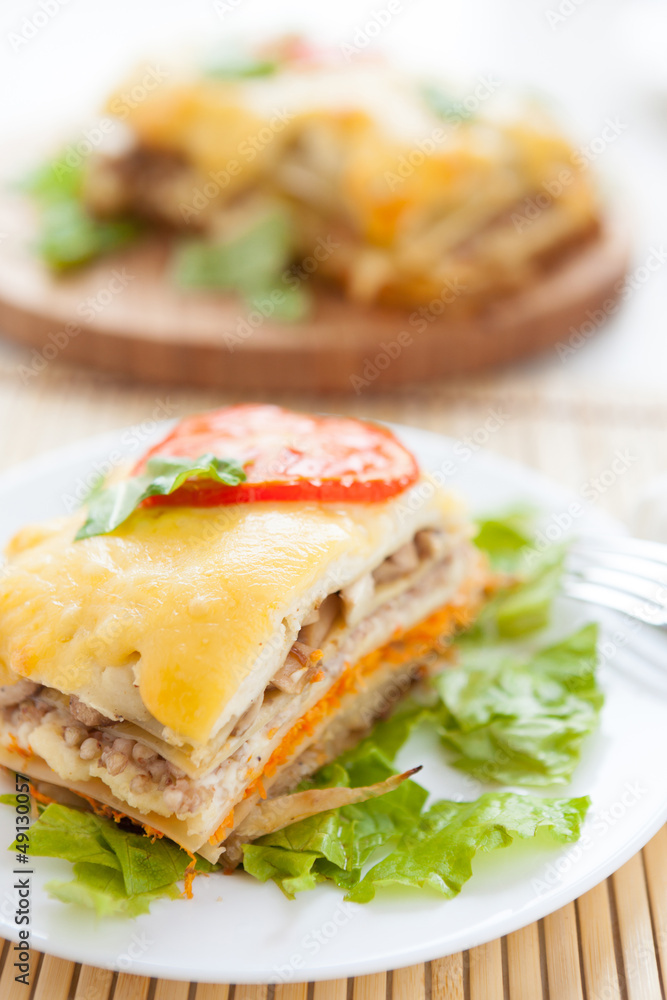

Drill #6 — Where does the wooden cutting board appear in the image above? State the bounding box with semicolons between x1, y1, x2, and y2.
0;193;629;390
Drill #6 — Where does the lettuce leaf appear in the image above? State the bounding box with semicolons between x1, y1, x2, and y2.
18;803;121;869
347;793;590;903
173;206;311;320
23;157;140;270
243;732;429;898
471;547;565;641
436;625;602;785
46;863;180;918
248;283;310;322
36;200;139;272
473;512;535;568
244;754;590;902
434;514;602;785
243;699;592;900
470;510;566;639
14;803;215;915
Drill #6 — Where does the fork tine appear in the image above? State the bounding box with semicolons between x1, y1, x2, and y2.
567;565;667;606
561;575;667;626
573;535;667;567
568;549;667;584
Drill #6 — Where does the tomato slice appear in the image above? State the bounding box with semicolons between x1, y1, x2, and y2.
135;404;419;505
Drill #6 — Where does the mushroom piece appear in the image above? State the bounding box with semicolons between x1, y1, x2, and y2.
297;593;341;648
69;695;114;728
372;541;420;585
147;759;171;784
415;528;448;560
340;573;374;612
271;642;321;695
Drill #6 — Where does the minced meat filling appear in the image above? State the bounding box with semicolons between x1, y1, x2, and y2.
1;694;209;814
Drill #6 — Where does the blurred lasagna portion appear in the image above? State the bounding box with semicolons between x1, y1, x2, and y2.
32;40;601;314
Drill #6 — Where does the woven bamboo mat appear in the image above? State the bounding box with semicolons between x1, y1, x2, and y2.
0;358;666;999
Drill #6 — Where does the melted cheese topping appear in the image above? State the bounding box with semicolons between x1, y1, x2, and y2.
0;493;454;745
109;63;598;257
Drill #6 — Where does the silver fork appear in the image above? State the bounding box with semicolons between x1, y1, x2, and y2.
562;536;667;626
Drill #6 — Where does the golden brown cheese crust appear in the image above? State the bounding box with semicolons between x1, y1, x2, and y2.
0;488;460;745
84;63;600;311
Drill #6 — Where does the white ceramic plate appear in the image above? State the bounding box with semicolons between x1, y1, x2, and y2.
0;422;666;984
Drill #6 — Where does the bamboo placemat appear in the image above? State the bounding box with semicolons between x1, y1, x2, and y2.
0;358;665;999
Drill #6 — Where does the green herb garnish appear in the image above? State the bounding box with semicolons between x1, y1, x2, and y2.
76;453;246;540
202;56;281;80
422;83;478;124
172;206;311;320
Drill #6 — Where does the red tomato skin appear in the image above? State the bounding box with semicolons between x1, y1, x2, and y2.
137;404;419;506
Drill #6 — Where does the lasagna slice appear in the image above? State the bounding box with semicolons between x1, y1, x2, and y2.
73;43;600;312
0;405;489;864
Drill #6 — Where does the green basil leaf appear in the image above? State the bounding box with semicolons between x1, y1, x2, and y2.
172;206;312;320
75;453;246;540
173;208;293;293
